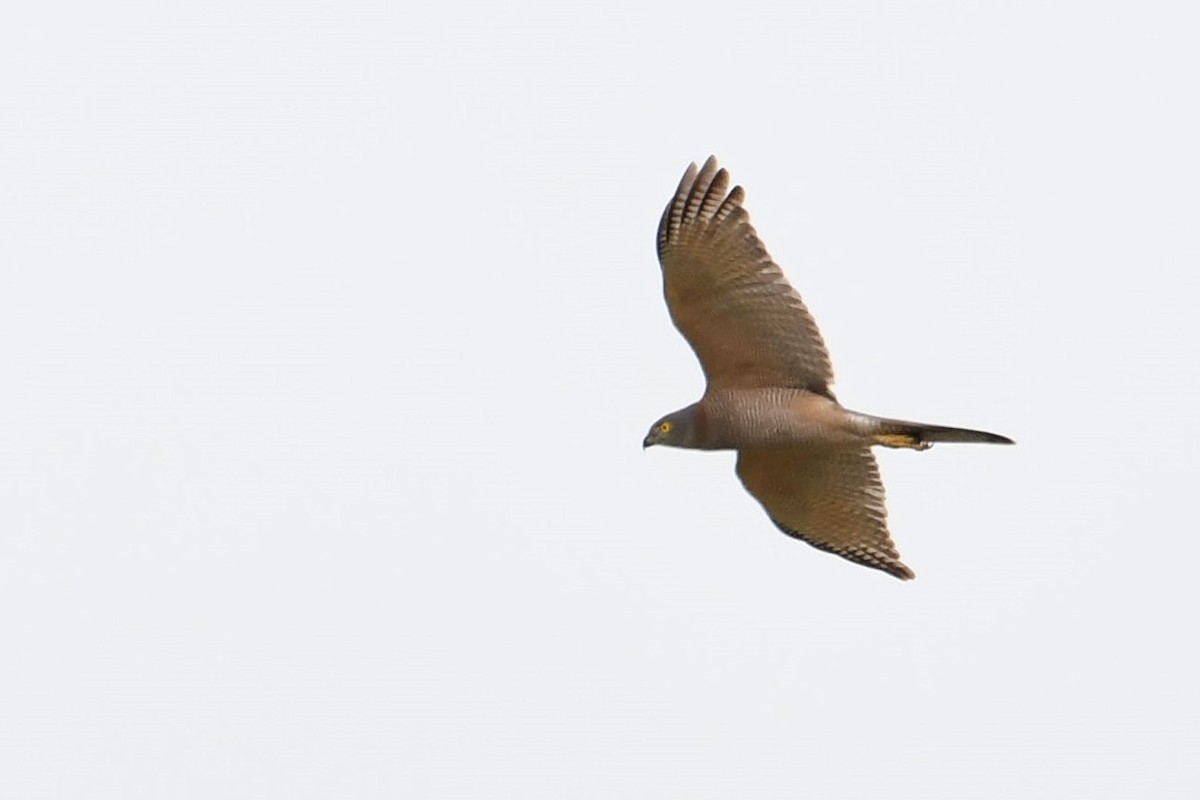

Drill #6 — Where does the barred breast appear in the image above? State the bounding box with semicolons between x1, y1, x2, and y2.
699;388;867;450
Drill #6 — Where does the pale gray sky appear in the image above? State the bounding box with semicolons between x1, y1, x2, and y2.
3;1;1198;797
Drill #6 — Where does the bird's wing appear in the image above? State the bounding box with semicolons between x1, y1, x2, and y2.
735;447;914;580
657;156;834;393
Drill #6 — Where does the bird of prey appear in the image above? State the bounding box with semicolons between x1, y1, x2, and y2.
643;156;1012;580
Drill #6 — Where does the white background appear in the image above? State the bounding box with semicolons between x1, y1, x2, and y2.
3;2;1198;797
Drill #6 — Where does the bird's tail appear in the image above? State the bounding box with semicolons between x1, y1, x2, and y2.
862;415;1014;450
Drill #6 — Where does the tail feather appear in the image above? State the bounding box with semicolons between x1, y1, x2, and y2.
869;417;1014;450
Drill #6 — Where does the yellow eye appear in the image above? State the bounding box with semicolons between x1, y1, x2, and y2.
659;421;672;434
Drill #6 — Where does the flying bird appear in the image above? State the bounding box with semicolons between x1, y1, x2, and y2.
643;157;1012;580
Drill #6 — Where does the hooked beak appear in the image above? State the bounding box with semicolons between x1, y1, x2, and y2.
642;435;656;449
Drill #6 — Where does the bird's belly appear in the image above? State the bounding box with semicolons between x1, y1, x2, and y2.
702;390;862;450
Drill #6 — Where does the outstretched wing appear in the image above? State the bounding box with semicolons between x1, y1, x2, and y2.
657;156;834;394
735;447;914;580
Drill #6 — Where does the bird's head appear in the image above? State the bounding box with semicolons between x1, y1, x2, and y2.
643;408;696;449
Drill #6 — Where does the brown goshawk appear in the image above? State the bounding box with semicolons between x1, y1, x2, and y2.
644;157;1013;580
